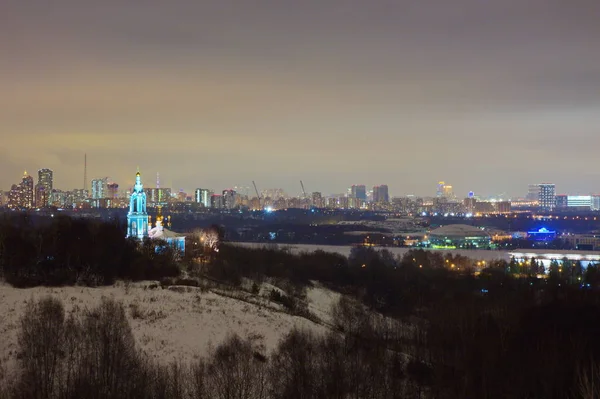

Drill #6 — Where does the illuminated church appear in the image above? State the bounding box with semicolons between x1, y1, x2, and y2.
127;170;185;253
127;170;148;239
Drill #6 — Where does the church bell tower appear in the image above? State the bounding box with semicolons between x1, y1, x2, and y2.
127;170;149;239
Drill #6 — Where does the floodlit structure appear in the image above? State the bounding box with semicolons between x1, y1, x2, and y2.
127;171;149;240
127;170;185;253
427;224;492;249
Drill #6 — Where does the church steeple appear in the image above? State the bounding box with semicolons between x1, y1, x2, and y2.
127;169;149;240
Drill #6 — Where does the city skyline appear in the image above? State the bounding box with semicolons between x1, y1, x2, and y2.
2;1;600;196
5;164;600;201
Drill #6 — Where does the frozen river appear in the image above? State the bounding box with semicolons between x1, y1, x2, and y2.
233;242;512;262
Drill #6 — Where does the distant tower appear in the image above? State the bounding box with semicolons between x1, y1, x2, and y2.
20;171;34;209
84;153;87;192
37;168;53;207
157;172;160;189
127;170;149;240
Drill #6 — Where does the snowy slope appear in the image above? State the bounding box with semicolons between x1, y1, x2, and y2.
0;281;331;386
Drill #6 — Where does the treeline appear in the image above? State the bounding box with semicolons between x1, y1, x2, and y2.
207;244;600;397
3;296;426;399
0;214;179;287
5;294;600;398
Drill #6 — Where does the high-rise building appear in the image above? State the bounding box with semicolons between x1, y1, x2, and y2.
91;178;108;199
311;192;323;208
145;187;171;205
107;182;119;199
35;183;49;208
37;168;53;206
555;194;568;209
437;181;454;199
8;184;21;209
464;197;477;213
51;189;68;208
211;194;224;209
350;185;367;202
593;195;600;211
527;184;540;201
194;188;212;208
538;183;556;211
373;185;389;204
222;189;238;209
20;172;34;209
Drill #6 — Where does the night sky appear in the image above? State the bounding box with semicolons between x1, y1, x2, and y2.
2;1;600;197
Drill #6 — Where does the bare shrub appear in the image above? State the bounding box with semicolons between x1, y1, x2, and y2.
577;361;600;399
205;334;269;399
190;358;208;398
130;302;145;319
331;295;372;335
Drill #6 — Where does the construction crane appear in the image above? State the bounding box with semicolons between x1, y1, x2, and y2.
252;181;261;209
300;180;307;199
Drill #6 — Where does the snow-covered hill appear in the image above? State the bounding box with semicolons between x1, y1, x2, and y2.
0;280;335;386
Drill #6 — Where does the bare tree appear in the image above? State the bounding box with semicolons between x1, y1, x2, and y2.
75;297;141;398
270;328;320;399
206;334;269;399
16;296;65;399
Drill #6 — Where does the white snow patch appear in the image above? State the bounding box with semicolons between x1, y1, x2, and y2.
306;282;341;326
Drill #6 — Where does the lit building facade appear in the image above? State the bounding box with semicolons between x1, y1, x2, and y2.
373;185;389;204
127;171;149;240
91;178;108;200
8;184;20;209
38;168;53;206
144;187;171;206
350;185;367;202
35;183;49;208
538;183;555;211
222;189;237;209
195;188;212;208
495;201;511;214
20;172;34;209
567;195;592;209
211;194;224;209
555;194;568;209
437;181;454;199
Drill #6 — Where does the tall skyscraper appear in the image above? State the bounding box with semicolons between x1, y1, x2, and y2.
538;183;556;211
373;185;389;204
91;178;109;199
20;172;34;209
35;183;49;208
8;184;20;209
37;168;53;207
350;185;367;201
195;188;212;208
